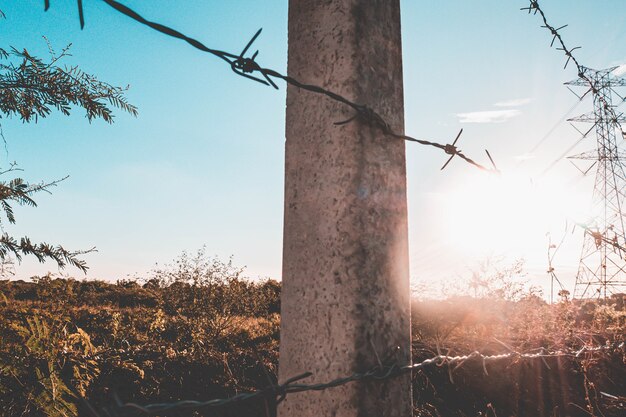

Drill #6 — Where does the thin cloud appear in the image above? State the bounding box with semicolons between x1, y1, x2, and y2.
494;98;532;107
456;109;521;124
613;64;626;77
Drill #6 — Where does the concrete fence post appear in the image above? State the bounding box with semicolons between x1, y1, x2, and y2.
279;1;412;416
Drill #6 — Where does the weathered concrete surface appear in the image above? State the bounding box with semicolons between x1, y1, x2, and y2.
279;1;411;416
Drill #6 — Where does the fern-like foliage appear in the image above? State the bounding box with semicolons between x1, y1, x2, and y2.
0;166;62;224
0;44;137;123
0;234;93;273
2;313;100;417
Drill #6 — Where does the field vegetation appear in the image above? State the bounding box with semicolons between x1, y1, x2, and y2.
0;252;624;417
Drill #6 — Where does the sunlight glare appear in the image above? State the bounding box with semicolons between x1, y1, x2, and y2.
441;171;590;258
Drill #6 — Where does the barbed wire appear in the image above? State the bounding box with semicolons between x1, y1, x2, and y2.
94;342;624;417
42;0;497;173
31;2;624;415
522;0;624;130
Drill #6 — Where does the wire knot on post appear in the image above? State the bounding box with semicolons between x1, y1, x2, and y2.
363;107;392;133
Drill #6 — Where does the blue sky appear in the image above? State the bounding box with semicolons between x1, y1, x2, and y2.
1;1;625;295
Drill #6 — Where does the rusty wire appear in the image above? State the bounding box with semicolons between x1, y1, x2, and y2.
42;0;497;173
93;342;624;417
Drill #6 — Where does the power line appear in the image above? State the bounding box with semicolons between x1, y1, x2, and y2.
521;99;582;164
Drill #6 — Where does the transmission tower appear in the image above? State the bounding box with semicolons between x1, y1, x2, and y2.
566;66;626;299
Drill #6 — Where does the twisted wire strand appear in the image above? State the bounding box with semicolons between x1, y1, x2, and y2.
34;2;625;416
47;0;495;172
523;1;624;129
102;342;624;417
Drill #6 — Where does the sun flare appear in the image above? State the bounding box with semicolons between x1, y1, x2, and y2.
441;171;590;257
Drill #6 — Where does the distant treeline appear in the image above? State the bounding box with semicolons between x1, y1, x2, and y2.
1;275;281;313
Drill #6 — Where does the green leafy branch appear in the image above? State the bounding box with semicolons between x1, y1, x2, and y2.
0;10;137;273
0;164;93;273
0;235;94;273
0;44;137;123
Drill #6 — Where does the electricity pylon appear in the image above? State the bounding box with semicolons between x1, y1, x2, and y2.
566;66;626;299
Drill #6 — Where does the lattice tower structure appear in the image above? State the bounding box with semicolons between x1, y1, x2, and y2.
566;66;626;298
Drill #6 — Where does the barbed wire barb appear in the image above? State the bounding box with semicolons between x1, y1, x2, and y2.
43;0;497;173
101;342;624;417
524;0;622;127
440;129;463;170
